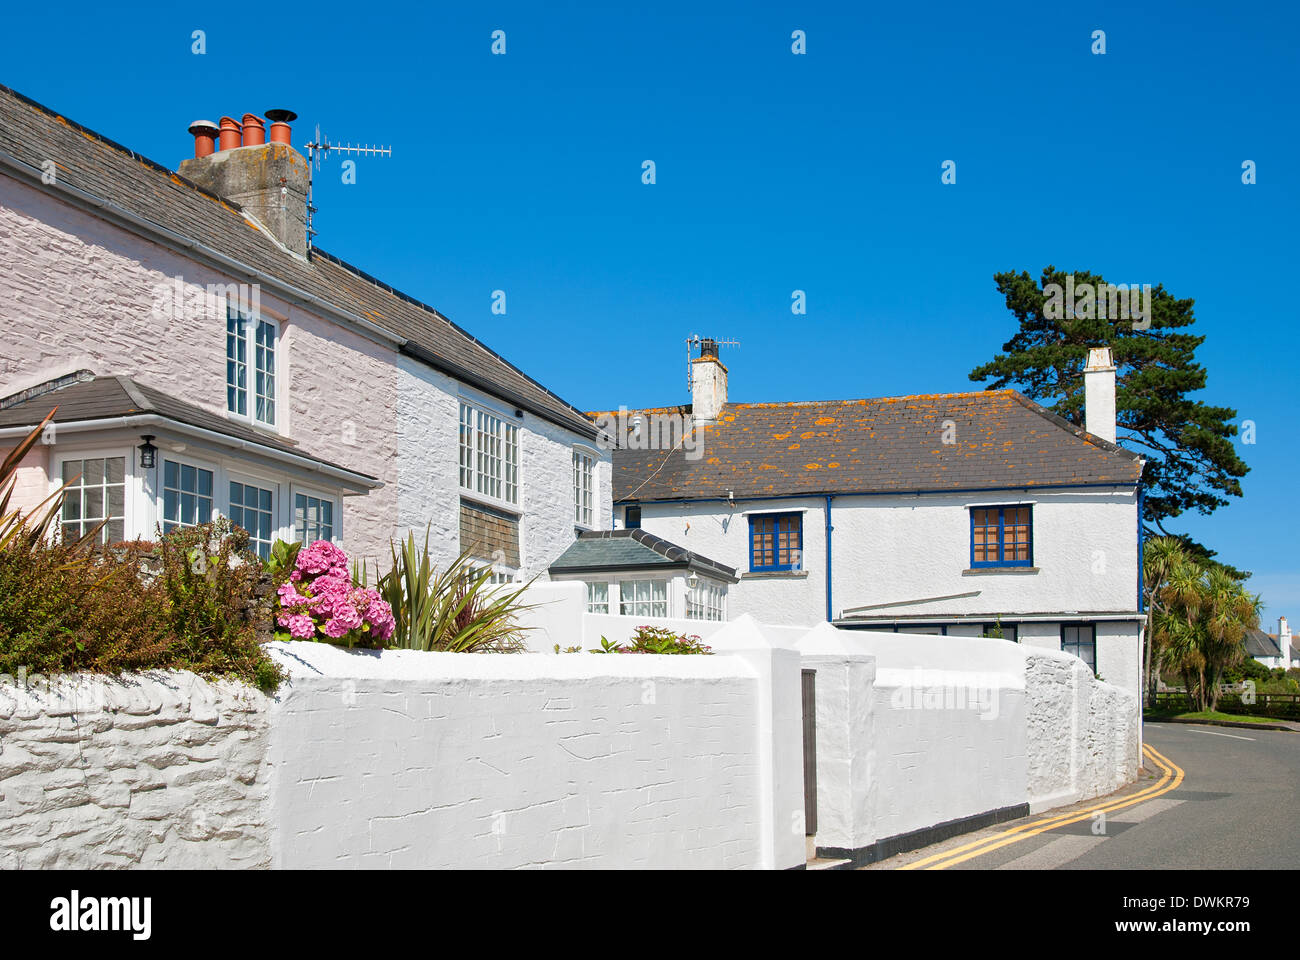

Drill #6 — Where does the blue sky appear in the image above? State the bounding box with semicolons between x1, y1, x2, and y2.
3;1;1297;618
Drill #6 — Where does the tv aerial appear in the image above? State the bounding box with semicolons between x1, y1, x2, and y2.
303;123;393;250
685;334;739;390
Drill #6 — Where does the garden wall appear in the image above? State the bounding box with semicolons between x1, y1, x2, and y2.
0;616;1140;870
797;623;1140;865
0;672;271;869
264;639;781;869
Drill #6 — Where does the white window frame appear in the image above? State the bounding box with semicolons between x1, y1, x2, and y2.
618;578;669;618
586;581;610;614
573;447;595;528
226;302;280;431
291;485;339;546
227;471;278;560
160;453;219;535
686;578;727;622
51;447;132;546
458;398;521;509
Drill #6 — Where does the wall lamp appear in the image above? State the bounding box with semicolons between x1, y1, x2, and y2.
137;435;157;469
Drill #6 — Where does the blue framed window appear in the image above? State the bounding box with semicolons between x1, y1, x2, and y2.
970;505;1032;568
750;513;802;572
625;505;642;529
1062;623;1096;673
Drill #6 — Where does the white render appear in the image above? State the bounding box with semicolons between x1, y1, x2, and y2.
1084;347;1118;444
395;355;611;579
264;637;778;869
798;624;1139;858
0;614;1139;870
630;485;1145;703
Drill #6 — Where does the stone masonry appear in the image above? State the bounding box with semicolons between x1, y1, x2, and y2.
0;672;271;869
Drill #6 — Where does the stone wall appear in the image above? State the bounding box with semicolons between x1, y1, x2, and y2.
0;620;1139;870
0;672;271;869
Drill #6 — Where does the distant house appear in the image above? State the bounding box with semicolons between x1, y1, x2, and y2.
1248;617;1298;670
0;84;608;576
548;528;738;622
602;339;1146;699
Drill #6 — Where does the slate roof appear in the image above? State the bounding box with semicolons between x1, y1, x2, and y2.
549;529;738;583
599;390;1145;503
1244;629;1281;659
0;372;377;485
1245;629;1296;662
0;83;597;439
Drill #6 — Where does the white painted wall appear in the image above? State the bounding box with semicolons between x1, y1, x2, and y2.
634;487;1140;623
632;487;1145;703
0;672;271;869
396;355;611;581
264;640;775;869
0;619;1139;869
797;624;1139;859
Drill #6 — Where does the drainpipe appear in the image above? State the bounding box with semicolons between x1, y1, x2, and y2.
824;495;835;623
1137;483;1145;612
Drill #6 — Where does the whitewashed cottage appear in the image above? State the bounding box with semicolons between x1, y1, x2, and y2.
0;84;610;576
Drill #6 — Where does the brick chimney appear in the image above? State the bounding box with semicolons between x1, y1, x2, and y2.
1083;346;1117;443
180;109;309;257
691;338;728;422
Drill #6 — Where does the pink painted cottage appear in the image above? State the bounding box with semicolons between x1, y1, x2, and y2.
0;85;610;573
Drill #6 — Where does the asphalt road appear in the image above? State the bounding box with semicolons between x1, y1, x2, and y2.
867;722;1300;870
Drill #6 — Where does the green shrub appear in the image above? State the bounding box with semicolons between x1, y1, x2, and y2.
1224;657;1271;683
591;625;712;655
0;519;283;692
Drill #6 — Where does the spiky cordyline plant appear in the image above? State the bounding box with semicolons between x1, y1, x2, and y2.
375;528;536;653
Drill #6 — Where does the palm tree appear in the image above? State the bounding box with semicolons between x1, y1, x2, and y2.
1145;539;1260;712
1141;536;1190;705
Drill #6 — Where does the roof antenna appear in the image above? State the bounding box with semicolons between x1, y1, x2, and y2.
303;123;393;251
685;334;740;391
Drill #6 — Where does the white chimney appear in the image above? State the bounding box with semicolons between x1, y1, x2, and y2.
691;338;728;422
1281;617;1292;667
1083;346;1117;444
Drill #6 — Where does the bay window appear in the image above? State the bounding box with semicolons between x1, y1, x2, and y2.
619;579;668;618
162;459;214;533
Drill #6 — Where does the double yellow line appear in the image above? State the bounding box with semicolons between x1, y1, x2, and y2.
899;743;1184;870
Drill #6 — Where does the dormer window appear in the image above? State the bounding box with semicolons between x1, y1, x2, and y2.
226;304;277;428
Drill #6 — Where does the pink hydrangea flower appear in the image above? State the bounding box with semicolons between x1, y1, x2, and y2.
273;541;394;648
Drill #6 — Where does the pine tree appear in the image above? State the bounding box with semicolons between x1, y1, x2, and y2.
970;266;1249;573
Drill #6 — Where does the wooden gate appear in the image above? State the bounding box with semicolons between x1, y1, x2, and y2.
801;669;817;836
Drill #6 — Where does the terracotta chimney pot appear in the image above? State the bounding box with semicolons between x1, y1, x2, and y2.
241;113;266;147
217;116;243;152
187;120;219;158
265;108;297;146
